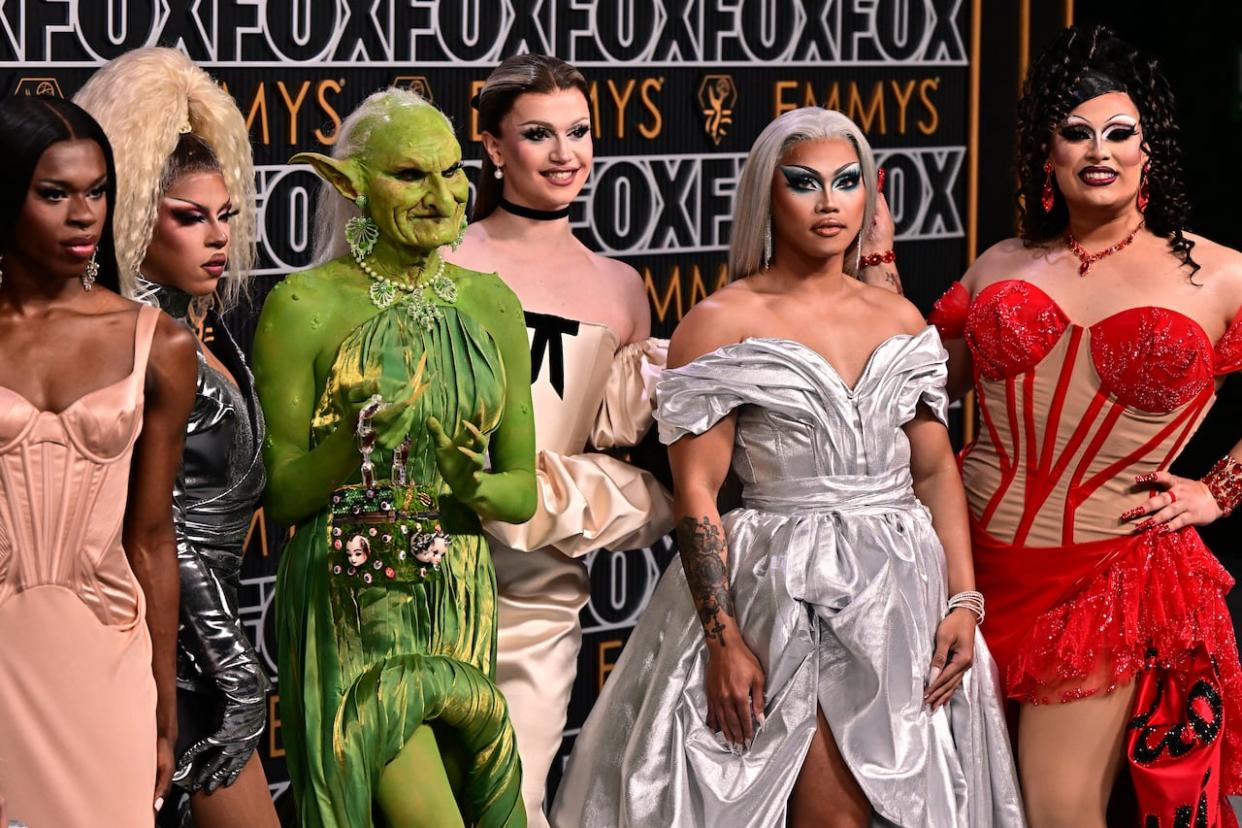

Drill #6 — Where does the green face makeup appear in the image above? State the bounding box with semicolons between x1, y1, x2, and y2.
778;162;863;195
360;106;470;251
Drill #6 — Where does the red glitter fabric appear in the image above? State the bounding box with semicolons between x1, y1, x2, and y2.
973;523;1242;826
934;279;1242;823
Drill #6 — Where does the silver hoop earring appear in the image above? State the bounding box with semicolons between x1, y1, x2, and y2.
493;167;504;180
762;220;773;270
82;250;98;291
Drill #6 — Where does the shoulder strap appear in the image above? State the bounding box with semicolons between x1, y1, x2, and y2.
129;304;162;390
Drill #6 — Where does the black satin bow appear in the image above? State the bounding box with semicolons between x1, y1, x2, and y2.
525;311;580;398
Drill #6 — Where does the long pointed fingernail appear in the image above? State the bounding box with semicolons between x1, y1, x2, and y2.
1134;519;1156;533
756;711;766;727
1121;507;1144;520
1135;472;1158;484
926;666;941;686
154;797;164;812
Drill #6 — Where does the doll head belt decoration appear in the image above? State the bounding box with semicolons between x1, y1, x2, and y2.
328;394;451;585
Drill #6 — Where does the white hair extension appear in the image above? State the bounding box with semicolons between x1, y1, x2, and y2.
728;107;877;281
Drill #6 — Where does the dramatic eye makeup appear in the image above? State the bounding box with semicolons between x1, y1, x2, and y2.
779;163;861;193
1058;116;1140;143
520;122;591;142
779;164;823;192
832;163;862;191
167;197;236;224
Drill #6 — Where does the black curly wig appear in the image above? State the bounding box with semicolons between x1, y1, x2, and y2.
1016;25;1198;276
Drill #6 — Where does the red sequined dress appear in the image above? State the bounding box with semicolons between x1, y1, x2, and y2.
932;278;1242;827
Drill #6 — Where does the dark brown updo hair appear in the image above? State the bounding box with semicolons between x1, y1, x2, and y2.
160;132;221;193
1016;25;1197;276
472;54;590;221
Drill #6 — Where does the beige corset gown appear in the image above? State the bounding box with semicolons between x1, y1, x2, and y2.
0;306;160;828
485;311;673;828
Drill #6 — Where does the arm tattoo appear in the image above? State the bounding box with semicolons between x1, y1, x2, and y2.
882;268;904;295
676;516;735;646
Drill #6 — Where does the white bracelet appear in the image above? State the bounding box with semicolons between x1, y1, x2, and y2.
947;590;985;625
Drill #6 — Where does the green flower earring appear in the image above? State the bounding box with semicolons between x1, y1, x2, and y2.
345;194;380;261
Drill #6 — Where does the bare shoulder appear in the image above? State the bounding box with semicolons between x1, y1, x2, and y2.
667;282;754;368
963;237;1044;293
1181;232;1242;315
147;311;199;399
444;223;494;272
855;280;927;335
1182;232;1242;280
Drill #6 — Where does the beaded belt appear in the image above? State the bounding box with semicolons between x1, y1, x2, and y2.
326;393;450;586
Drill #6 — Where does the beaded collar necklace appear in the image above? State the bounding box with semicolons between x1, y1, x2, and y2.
1065;221;1144;276
357;251;457;330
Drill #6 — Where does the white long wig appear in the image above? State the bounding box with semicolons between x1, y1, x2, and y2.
309;88;451;265
728;107;877;281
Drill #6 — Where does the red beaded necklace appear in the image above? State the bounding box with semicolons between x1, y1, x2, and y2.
1065;222;1144;276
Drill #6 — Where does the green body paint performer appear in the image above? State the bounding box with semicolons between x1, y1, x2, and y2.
253;89;536;828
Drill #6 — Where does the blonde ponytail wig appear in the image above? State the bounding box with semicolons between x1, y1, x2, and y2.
75;47;257;311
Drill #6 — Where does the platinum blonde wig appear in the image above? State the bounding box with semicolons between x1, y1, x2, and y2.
310;88;451;265
728;107;877;280
74;47;257;311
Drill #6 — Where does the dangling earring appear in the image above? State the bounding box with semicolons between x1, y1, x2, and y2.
1041;160;1055;213
82;250;98;291
452;219;468;251
493;167;504;180
1137;162;1151;212
345;194;380;262
762;219;773;270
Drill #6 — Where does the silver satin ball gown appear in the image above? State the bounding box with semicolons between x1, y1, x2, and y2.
551;328;1025;828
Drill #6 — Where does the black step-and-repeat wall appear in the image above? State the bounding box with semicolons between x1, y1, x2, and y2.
1;1;974;818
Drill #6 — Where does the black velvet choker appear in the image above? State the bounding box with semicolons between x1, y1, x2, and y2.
498;196;570;221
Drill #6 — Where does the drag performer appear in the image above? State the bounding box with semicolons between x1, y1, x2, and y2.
0;96;197;826
930;26;1242;827
552;107;1022;828
74;48;279;828
254;88;536;827
446;54;672;827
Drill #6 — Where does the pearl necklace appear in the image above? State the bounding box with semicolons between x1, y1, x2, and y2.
357;251;458;330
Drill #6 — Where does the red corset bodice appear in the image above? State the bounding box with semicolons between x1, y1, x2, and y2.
931;279;1242;547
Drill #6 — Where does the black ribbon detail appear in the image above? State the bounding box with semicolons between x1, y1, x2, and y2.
525;311;580;398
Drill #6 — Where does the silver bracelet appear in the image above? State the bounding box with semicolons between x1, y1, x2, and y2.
947;590;985;625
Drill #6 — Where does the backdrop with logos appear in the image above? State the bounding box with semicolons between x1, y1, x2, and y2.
0;0;975;818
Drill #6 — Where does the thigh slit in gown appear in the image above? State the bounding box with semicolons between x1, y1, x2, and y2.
277;300;524;827
551;328;1024;828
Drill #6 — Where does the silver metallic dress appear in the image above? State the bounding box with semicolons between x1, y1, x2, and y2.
551;328;1024;828
141;284;270;802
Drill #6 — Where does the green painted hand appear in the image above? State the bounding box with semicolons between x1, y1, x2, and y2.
427;407;489;505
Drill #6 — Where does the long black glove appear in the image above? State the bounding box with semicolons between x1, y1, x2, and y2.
170;485;270;793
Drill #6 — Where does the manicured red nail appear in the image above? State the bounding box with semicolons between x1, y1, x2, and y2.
1135;472;1158;484
1134;519;1156;532
877;166;887;192
1121;507;1144;520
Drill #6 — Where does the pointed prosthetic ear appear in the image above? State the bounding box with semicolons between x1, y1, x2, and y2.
291;152;365;202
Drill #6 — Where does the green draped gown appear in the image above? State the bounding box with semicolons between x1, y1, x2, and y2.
277;298;524;827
